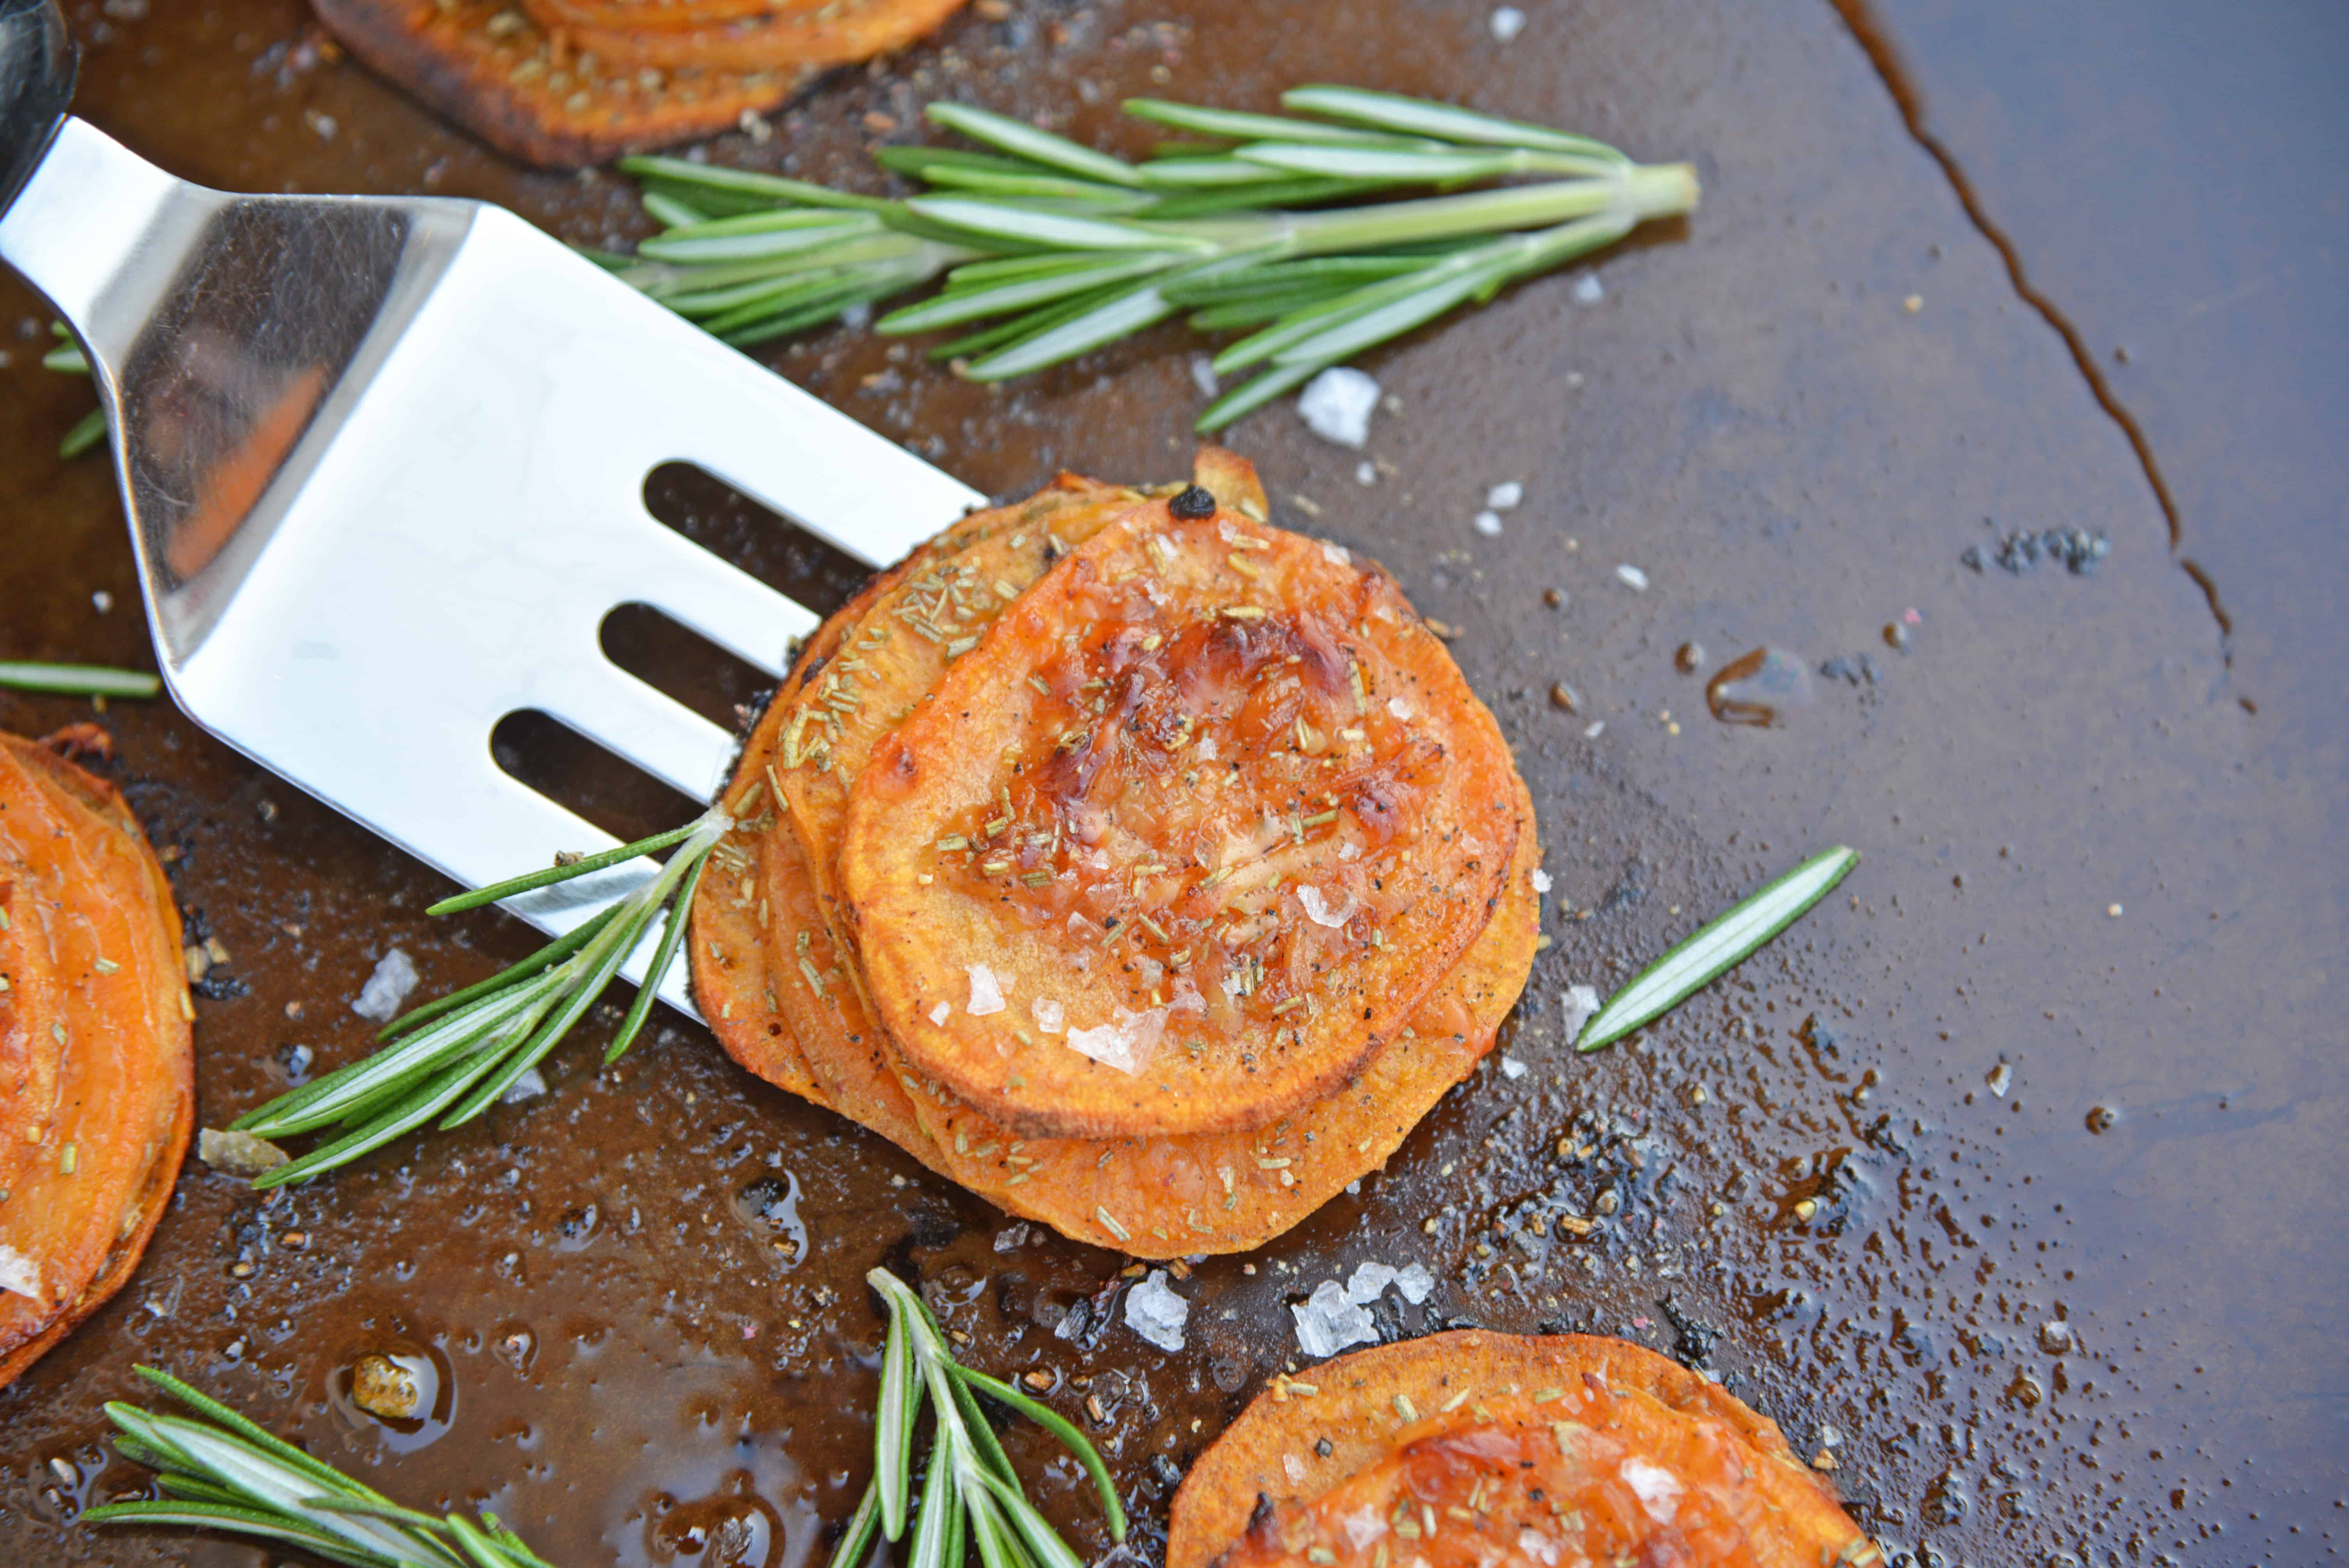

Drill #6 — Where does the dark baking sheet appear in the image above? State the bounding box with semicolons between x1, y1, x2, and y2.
5;1;2343;1564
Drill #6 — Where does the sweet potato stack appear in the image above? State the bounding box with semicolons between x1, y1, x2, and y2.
1168;1331;1877;1568
691;450;1540;1257
312;0;970;167
0;731;194;1388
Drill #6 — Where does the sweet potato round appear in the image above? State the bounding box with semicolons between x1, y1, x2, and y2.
840;494;1520;1140
1168;1331;1875;1568
0;732;193;1389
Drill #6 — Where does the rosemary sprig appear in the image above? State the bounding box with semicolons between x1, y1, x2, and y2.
614;85;1696;430
229;799;738;1187
0;660;160;697
834;1269;1126;1568
82;1365;560;1567
1575;845;1859;1053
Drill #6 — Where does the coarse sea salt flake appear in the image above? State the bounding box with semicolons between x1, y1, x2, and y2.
1320;540;1353;566
1490;5;1526;41
1387;697;1413;720
1033;998;1066;1034
967;963;1007;1016
1297;367;1381;449
1125;1270;1189;1351
1196;736;1218;761
1615;563;1650;591
1620;1459;1683;1524
1297;885;1356;928
1572;274;1606;305
1562;984;1602;1044
1487;481;1524;510
0;1245;41;1301
930;1001;952;1026
1292;1279;1379;1358
1474;510;1503;537
1066;1005;1167;1075
351;948;419;1022
1394;1262;1435;1303
1501;1056;1529;1079
1531;868;1552;894
1346;1262;1399;1304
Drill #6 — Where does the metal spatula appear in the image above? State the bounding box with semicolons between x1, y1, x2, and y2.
0;0;982;1012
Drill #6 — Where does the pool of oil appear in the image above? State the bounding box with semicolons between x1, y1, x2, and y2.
3;1;2343;1565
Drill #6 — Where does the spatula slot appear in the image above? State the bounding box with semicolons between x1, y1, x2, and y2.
490;708;709;853
598;603;775;736
642;461;880;620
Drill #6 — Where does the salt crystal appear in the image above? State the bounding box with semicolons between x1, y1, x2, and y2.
1189;352;1220;399
1066;1005;1167;1074
1562;983;1602;1043
1320;541;1353;566
1501;1056;1529;1079
1291;1279;1380;1358
1345;1261;1398;1303
0;1245;39;1301
993;1223;1032;1252
1284;1454;1308;1484
841;301;874;330
1124;1270;1190;1351
1473;510;1504;537
351;948;419;1022
1620;1459;1683;1525
501;1065;547;1104
1986;1061;2012;1098
1487;481;1524;510
1531;868;1552;894
1297;367;1381;449
1196;736;1219;761
1489;5;1526;42
967;963;1007;1016
1356;461;1377;486
1387;697;1413;720
929;1001;953;1026
198;1126;289;1178
1572;274;1605;306
1615;563;1649;591
1297;885;1357;928
1393;1263;1436;1304
1583;720;1605;739
1033;998;1066;1034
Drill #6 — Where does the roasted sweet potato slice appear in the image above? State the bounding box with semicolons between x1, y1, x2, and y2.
522;0;970;73
901;774;1538;1254
0;733;193;1389
840;493;1521;1140
1168;1331;1877;1568
313;0;825;168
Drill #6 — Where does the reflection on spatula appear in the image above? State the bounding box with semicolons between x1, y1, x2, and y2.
0;0;982;1016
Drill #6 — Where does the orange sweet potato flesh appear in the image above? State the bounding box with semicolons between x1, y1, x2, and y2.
689;509;988;1106
840;491;1521;1140
311;0;961;168
0;733;193;1390
1167;1331;1878;1568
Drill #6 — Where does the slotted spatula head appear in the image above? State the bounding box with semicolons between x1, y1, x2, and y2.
0;3;982;1008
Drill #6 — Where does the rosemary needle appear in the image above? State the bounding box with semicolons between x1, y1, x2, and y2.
1574;845;1859;1053
0;661;160;698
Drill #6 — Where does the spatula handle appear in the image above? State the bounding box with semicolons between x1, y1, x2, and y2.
0;0;71;216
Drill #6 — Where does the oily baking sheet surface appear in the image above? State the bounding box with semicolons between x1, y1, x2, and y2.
4;1;2338;1564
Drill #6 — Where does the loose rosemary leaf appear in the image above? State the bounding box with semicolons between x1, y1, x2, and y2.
1576;846;1860;1053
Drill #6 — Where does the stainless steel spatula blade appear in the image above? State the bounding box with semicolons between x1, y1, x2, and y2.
0;3;982;1014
